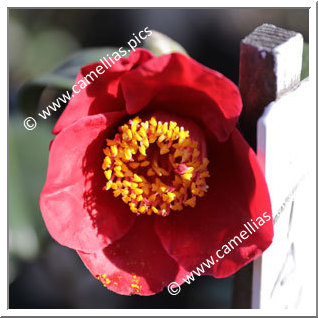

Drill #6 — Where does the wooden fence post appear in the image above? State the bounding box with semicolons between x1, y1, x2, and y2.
233;24;307;309
239;23;303;150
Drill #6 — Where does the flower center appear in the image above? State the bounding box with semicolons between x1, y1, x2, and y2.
102;116;210;216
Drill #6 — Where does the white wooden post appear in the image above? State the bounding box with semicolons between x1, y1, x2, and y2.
254;77;314;309
236;24;315;309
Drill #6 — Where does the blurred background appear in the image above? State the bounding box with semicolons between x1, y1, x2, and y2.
9;8;309;309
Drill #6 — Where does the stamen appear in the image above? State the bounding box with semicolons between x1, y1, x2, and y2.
102;116;210;216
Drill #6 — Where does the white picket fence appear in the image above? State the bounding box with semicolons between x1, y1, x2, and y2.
236;24;315;309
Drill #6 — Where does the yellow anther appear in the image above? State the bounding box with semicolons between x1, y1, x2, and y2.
124;148;132;160
193;148;200;159
122;196;131;204
160;147;170;155
121;189;129;196
151;206;159;214
103;147;111;156
123;180;131;187
104;170;112;180
178;129;189;143
129;203;138;213
160;186;167;192
125;170;134;178
114;189;121;197
102;116;210;216
139;144;146;156
149;135;157;143
121;163;129;172
150;117;157;127
133;174;143;183
142;186;150;196
114;166;121;172
162;122;168;134
182;173;193;181
158;134;166;143
116;181;122;187
149;194;157;202
196;178;206;186
127;129;133;139
115;171;124;178
134;188;143;195
186;167;194;173
129;162;140;169
156;122;162;134
133;117;141;125
138;205;146;213
137;154;147;161
105;181;112;190
163;192;175;203
172;126;179;139
182;139;191;147
131;182;138;189
134;132;143;142
200;171;210;178
184;197;196;208
140;160;150;167
141;121;149;130
160;203;167;211
139;127;147;138
202;158;209;168
169;121;177;130
167;192;176;202
106;139;117;146
111;145;118;156
114;158;123;165
143;138;149;148
171;202;183;211
147;168;155;176
102;156;112;170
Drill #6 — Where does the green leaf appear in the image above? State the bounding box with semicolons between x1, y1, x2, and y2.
144;30;188;56
18;47;123;115
301;42;309;80
9;115;53;260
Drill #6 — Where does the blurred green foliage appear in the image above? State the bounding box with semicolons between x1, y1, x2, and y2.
144;30;188;56
9;116;52;281
9;16;79;83
301;42;309;80
19;47;123;115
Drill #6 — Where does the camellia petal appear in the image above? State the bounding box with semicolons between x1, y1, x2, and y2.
120;52;242;142
40;111;137;252
78;216;190;296
40;48;273;295
155;128;273;278
53;49;154;134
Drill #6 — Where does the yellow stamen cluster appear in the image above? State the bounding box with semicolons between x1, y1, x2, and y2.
102;116;210;216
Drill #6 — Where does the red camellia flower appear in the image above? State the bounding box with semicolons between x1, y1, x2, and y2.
40;49;273;296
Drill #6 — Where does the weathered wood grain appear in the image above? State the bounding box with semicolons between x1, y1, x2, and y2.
239;23;303;149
